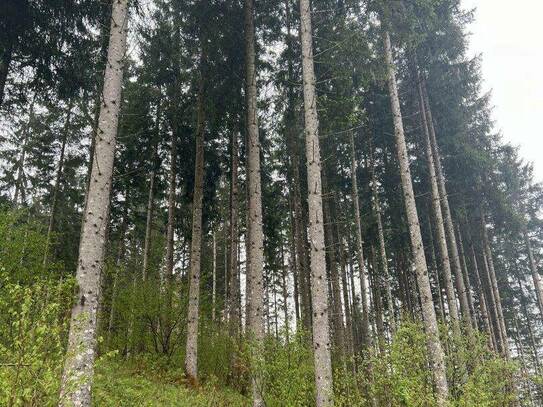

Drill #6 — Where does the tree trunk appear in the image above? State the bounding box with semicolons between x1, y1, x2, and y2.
212;231;217;322
336;197;354;358
478;245;501;352
299;0;333;403
421;79;473;330
142;170;155;282
368;134;396;334
284;0;312;333
517;276;541;373
13;101;34;206
369;246;386;352
523;229;543;321
0;42;12;106
349;132;371;350
185;70;206;385
43;104;72;266
228;128;241;336
481;213;510;358
471;245;496;351
107;214;128;346
456;224;478;331
288;197;301;325
280;239;290;344
322;177;345;354
244;0;265;403
59;1;128;404
142;106;160;282
416;76;461;337
383;30;448;405
427;214;447;322
165;131;177;281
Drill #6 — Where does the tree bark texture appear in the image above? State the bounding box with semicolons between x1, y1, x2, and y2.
349;132;371;349
421;79;473;330
185;71;206;384
244;0;265;404
59;1;128;405
383;30;448;405
299;0;333;403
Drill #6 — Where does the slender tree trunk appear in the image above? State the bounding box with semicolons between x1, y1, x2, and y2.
244;0;265;403
416;76;461;337
13;101;34;206
107;214;128;346
427;214;447;322
142;106;160;281
185;69;206;385
383;29;448;405
43;104;72;266
347;242;361;351
322;177;345;354
142;170;155;282
165;131;177;281
336;198;354;358
349;132;371;350
212;231;217;322
368;134;396;334
299;0;333;403
284;0;312;333
523;229;543;321
456;224;478;330
369;246;386;352
0;43;12;106
288;197;301;325
59;1;128;404
471;245;496;351
421;78;472;330
280;239;290;344
516;275;541;372
481;214;510;358
228;128;241;336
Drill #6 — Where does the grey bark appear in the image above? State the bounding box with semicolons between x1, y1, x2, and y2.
349;132;371;349
421;79;473;330
13;101;34;206
212;231;217;322
142;106;160;282
184;72;206;384
427;214;447;322
285;0;312;333
0;42;12;106
471;246;496;351
142;170;155;282
244;0;265;403
523;229;543;321
59;1;128;405
228;129;241;337
416;76;461;337
322;178;346;354
481;214;510;358
456;224;478;331
336;197;354;358
383;30;449;405
299;0;333;403
368;134;396;334
44;104;72;266
165;130;176;281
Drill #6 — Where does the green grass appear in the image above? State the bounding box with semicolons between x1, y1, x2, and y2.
93;357;249;407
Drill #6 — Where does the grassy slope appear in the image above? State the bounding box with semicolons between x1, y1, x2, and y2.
93;358;249;407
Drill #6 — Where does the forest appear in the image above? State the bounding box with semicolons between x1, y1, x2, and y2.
1;0;542;406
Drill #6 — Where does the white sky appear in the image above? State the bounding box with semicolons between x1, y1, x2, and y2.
462;0;543;182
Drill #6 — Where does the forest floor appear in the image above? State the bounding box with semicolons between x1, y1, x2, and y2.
92;358;249;406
